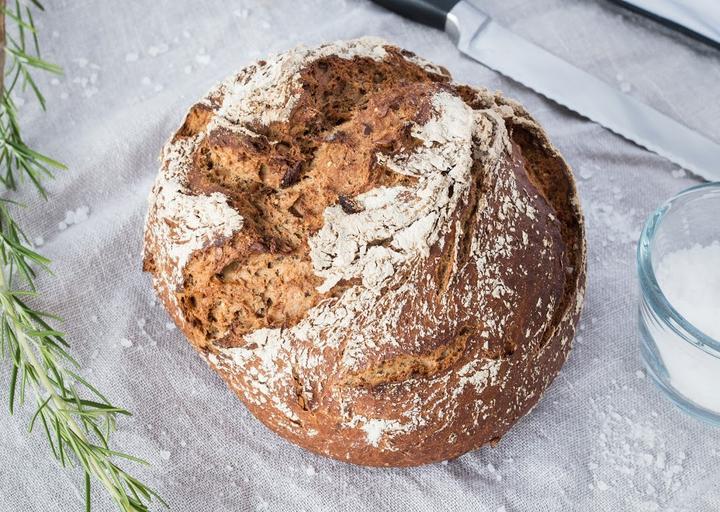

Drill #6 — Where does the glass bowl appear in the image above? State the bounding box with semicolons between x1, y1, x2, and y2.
637;182;720;425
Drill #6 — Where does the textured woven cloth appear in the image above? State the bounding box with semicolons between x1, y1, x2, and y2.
1;0;719;510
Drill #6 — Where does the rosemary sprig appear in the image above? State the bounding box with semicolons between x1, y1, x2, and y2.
0;2;165;511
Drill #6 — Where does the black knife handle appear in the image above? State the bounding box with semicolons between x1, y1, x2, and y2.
371;0;460;31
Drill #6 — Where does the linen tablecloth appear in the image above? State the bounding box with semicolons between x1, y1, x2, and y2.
1;0;719;510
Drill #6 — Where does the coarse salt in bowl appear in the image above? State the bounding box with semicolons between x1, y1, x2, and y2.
637;182;720;425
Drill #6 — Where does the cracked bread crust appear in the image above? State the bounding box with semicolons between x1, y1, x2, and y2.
142;38;586;467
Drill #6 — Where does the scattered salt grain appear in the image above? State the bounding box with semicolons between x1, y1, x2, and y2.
180;440;187;447
305;465;316;476
91;315;98;323
195;53;211;65
620;82;632;93
33;236;44;247
233;8;250;18
183;65;192;74
141;76;152;86
73;57;88;68
125;52;139;62
60;92;69;100
147;43;169;57
440;460;448;466
671;168;686;178
635;369;645;380
487;462;496;473
579;167;594;180
596;480;609;491
137;318;146;329
119;338;133;348
58;206;90;231
73;206;90;222
50;77;60;86
165;322;176;331
497;506;507;512
72;75;98;98
154;83;164;92
159;450;171;461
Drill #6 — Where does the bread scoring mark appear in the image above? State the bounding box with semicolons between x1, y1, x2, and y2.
211;38;389;130
339;356;502;449
342;325;472;388
309;91;474;294
143;133;244;311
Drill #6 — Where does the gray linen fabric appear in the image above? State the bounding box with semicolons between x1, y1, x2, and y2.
0;0;719;510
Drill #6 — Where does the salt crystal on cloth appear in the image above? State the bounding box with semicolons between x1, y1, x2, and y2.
1;1;720;511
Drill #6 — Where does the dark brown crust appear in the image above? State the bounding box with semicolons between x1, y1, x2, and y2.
143;40;586;467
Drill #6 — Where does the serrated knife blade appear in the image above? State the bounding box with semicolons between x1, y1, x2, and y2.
372;0;720;181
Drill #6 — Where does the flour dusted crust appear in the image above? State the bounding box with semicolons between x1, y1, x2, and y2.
143;38;586;466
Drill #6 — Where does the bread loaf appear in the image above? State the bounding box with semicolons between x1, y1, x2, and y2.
143;38;586;466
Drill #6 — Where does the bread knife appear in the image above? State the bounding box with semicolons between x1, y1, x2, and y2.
371;0;720;181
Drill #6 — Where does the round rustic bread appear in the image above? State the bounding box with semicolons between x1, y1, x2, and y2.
143;38;586;466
